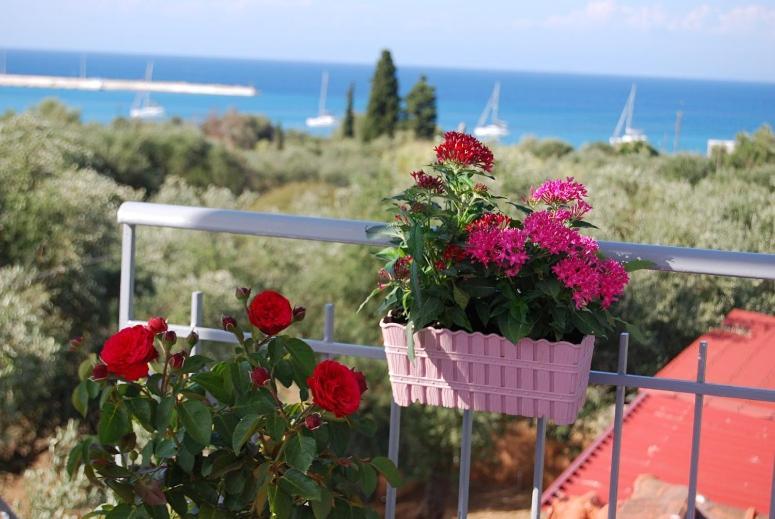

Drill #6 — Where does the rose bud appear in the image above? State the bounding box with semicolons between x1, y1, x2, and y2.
351;368;368;394
222;315;238;331
304;413;323;431
169;352;187;369
118;432;137;452
292;306;306;323
186;330;199;347
162;330;177;346
92;363;109;380
68;336;84;352
235;287;252;301
147;316;168;335
250;366;271;387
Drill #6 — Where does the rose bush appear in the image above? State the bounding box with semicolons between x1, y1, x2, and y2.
364;132;646;357
69;287;400;518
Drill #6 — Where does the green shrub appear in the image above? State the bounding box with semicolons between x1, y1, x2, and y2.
725;125;775;168
0;267;64;464
615;140;659;156
519;137;575;159
21;420;109;518
657;154;714;185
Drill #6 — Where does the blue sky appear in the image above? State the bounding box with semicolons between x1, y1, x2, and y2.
2;0;775;82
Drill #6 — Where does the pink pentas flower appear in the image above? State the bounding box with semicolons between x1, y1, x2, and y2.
552;256;601;309
555;200;592;221
466;225;529;277
574;233;600;258
530;177;588;206
434;132;494;172
495;228;529;276
598;258;629;309
523;210;600;258
466;226;502;267
523;211;575;255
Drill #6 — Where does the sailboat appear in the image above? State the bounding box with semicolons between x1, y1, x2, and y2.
473;82;508;139
609;84;647;145
130;62;165;119
305;71;336;128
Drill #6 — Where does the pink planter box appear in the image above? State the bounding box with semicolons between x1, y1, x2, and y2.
381;321;595;424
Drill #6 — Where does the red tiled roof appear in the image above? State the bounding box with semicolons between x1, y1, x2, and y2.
542;309;775;515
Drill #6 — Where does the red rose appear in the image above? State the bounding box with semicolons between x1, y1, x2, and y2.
100;325;158;381
146;316;167;334
307;360;362;418
247;290;293;336
351;368;368;394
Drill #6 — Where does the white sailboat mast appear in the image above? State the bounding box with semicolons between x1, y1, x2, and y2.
318;71;329;116
625;83;636;132
491;82;500;123
477;82;501;128
613;84;636;139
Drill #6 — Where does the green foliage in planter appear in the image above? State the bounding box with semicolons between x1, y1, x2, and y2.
365;132;644;357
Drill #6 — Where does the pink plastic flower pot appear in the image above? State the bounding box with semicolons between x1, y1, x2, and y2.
381;321;595;424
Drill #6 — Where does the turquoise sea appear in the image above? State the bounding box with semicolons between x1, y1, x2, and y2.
1;48;774;153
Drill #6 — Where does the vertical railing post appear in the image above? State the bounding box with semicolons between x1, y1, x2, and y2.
686;341;708;519
322;303;334;360
607;332;630;519
385;400;401;519
769;458;775;519
530;417;547;519
770;458;775;519
190;291;203;355
118;223;136;329
457;410;474;519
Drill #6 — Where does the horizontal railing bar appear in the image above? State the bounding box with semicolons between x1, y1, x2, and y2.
117;202;775;280
128;321;388;360
129;320;775;403
589;371;775;402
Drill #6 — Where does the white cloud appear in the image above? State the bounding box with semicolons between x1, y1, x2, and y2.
717;4;775;33
515;1;775;36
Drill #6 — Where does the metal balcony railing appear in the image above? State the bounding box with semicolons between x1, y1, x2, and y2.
116;201;775;519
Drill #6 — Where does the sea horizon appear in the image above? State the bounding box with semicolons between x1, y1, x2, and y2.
6;45;775;87
2;47;774;153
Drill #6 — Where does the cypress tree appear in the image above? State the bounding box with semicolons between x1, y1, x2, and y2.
363;49;400;141
406;75;437;140
343;82;355;138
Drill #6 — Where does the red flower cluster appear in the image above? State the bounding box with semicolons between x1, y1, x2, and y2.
307;360;365;417
410;170;444;194
442;244;467;263
100;325;158;381
248;290;293;336
393;256;412;280
435;244;467;270
465;213;510;233
434;131;494;172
